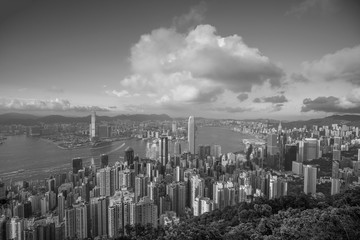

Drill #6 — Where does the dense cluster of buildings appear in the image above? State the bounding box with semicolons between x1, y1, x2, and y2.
1;116;360;239
243;121;360;196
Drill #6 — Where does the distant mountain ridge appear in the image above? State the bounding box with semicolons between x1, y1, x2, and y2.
1;113;360;127
0;113;172;125
283;114;360;128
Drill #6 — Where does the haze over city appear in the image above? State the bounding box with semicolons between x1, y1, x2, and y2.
0;0;359;120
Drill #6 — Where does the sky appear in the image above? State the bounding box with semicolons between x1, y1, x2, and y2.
0;0;359;120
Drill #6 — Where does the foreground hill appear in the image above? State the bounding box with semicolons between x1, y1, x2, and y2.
118;187;360;240
0;113;172;125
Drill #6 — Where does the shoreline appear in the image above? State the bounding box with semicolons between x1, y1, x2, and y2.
40;136;132;150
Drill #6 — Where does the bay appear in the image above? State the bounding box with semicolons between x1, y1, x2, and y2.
0;126;254;182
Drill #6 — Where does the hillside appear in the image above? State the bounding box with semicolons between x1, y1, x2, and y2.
117;187;360;240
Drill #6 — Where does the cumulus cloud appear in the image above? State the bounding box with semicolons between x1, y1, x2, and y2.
301;88;360;113
237;93;248;102
262;95;288;103
0;98;109;112
302;45;360;85
121;24;284;106
253;95;288;103
286;0;338;17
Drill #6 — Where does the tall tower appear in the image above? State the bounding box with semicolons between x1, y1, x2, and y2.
159;135;169;166
91;111;96;139
124;147;134;167
188;116;195;154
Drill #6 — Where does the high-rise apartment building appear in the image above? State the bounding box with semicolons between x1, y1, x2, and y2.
213;145;222;158
108;202;123;238
135;174;149;202
135;197;158;228
65;207;75;239
74;201;90;239
98;167;113;197
331;178;340;195
304;165;317;194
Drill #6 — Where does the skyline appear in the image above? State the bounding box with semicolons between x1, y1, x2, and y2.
0;0;359;120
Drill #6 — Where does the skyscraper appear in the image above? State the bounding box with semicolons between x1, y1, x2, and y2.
284;144;297;171
267;134;279;155
303;165;317;194
159;135;169;166
124;147;134;167
303;138;321;161
72;158;83;174
91;111;96;139
100;154;109;169
188;116;195;154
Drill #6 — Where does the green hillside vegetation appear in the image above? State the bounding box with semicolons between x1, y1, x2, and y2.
117;187;360;240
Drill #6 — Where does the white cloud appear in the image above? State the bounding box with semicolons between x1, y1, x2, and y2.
302;45;360;84
301;87;360;113
121;24;284;106
0;98;109;112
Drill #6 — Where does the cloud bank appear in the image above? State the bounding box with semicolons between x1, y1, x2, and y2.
301;88;360;113
120;24;285;106
0;98;109;112
302;45;360;85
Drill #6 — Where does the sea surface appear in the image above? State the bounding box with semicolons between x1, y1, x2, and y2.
0;126;253;182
